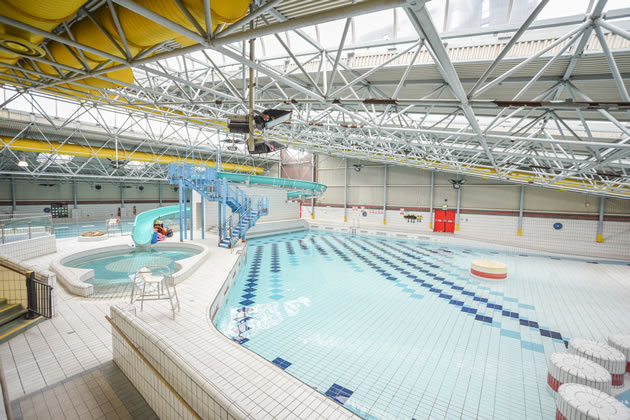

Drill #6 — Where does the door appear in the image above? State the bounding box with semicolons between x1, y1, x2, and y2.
433;210;445;232
444;210;456;233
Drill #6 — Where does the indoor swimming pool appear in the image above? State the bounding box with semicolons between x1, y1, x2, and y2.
66;246;200;296
214;231;630;420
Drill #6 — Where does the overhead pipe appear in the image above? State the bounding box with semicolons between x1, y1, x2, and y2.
1;137;264;173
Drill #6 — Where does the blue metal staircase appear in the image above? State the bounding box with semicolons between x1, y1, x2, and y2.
167;164;268;248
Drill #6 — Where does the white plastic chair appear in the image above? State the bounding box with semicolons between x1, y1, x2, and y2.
130;265;180;319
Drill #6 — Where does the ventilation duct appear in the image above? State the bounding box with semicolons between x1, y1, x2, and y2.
1;0;252;94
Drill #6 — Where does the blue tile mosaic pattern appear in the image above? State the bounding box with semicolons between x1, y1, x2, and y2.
272;357;292;370
214;231;630;419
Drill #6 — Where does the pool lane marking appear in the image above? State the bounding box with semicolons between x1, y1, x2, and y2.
360;237;569;349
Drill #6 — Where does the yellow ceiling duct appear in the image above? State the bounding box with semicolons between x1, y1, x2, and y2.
1;137;264;174
0;0;87;69
1;0;252;93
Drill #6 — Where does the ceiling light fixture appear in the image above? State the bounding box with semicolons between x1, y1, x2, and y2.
17;155;28;167
449;178;466;190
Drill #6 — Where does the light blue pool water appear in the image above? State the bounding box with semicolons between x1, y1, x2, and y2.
214;230;630;419
66;247;199;296
53;219;135;238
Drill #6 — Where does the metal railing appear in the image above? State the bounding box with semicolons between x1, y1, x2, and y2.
0;213;54;244
25;272;53;319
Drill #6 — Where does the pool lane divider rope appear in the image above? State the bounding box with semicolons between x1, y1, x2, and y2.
105;315;203;420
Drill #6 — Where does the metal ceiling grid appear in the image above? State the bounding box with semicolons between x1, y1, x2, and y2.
0;0;629;197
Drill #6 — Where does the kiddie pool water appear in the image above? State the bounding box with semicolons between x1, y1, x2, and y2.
66;247;200;296
214;230;630;420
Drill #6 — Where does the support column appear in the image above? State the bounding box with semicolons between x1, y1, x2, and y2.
517;185;524;236
428;170;434;229
73;179;78;209
184;187;188;240
597;196;605;243
201;195;205;240
189;188;193;241
158;183;162;207
383;164;387;225
120;184;125;208
11;177;16;212
344;157;348;222
278;158;282;178
218;196;223;240
311;153;315;219
455;186;461;232
179;180;184;242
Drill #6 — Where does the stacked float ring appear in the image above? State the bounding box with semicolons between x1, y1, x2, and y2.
608;335;630;373
547;353;611;395
556;384;630;420
568;338;627;387
470;259;507;280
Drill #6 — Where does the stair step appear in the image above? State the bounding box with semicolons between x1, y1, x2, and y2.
0;315;44;345
0;303;28;326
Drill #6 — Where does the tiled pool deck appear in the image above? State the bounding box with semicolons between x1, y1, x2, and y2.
1;226;629;419
1;232;357;419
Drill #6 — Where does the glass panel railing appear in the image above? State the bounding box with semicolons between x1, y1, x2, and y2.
0;214;53;244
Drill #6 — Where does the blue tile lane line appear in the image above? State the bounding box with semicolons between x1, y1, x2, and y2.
271;357;292;370
325;384;354;405
338;236;570;349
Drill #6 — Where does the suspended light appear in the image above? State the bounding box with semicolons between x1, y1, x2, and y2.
17;155;28;167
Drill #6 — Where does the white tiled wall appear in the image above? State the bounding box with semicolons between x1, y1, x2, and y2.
0;235;57;261
305;206;630;260
111;304;245;420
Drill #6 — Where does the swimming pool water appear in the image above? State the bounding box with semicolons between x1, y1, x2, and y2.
67;247;199;296
53;219;135;238
214;230;630;419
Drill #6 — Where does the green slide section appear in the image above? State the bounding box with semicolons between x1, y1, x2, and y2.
216;172;326;194
131;205;186;246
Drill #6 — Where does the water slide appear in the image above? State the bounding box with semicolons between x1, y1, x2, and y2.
131;172;326;246
216;172;327;194
131;205;188;246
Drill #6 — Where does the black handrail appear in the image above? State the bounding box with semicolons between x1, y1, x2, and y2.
25;272;53;319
